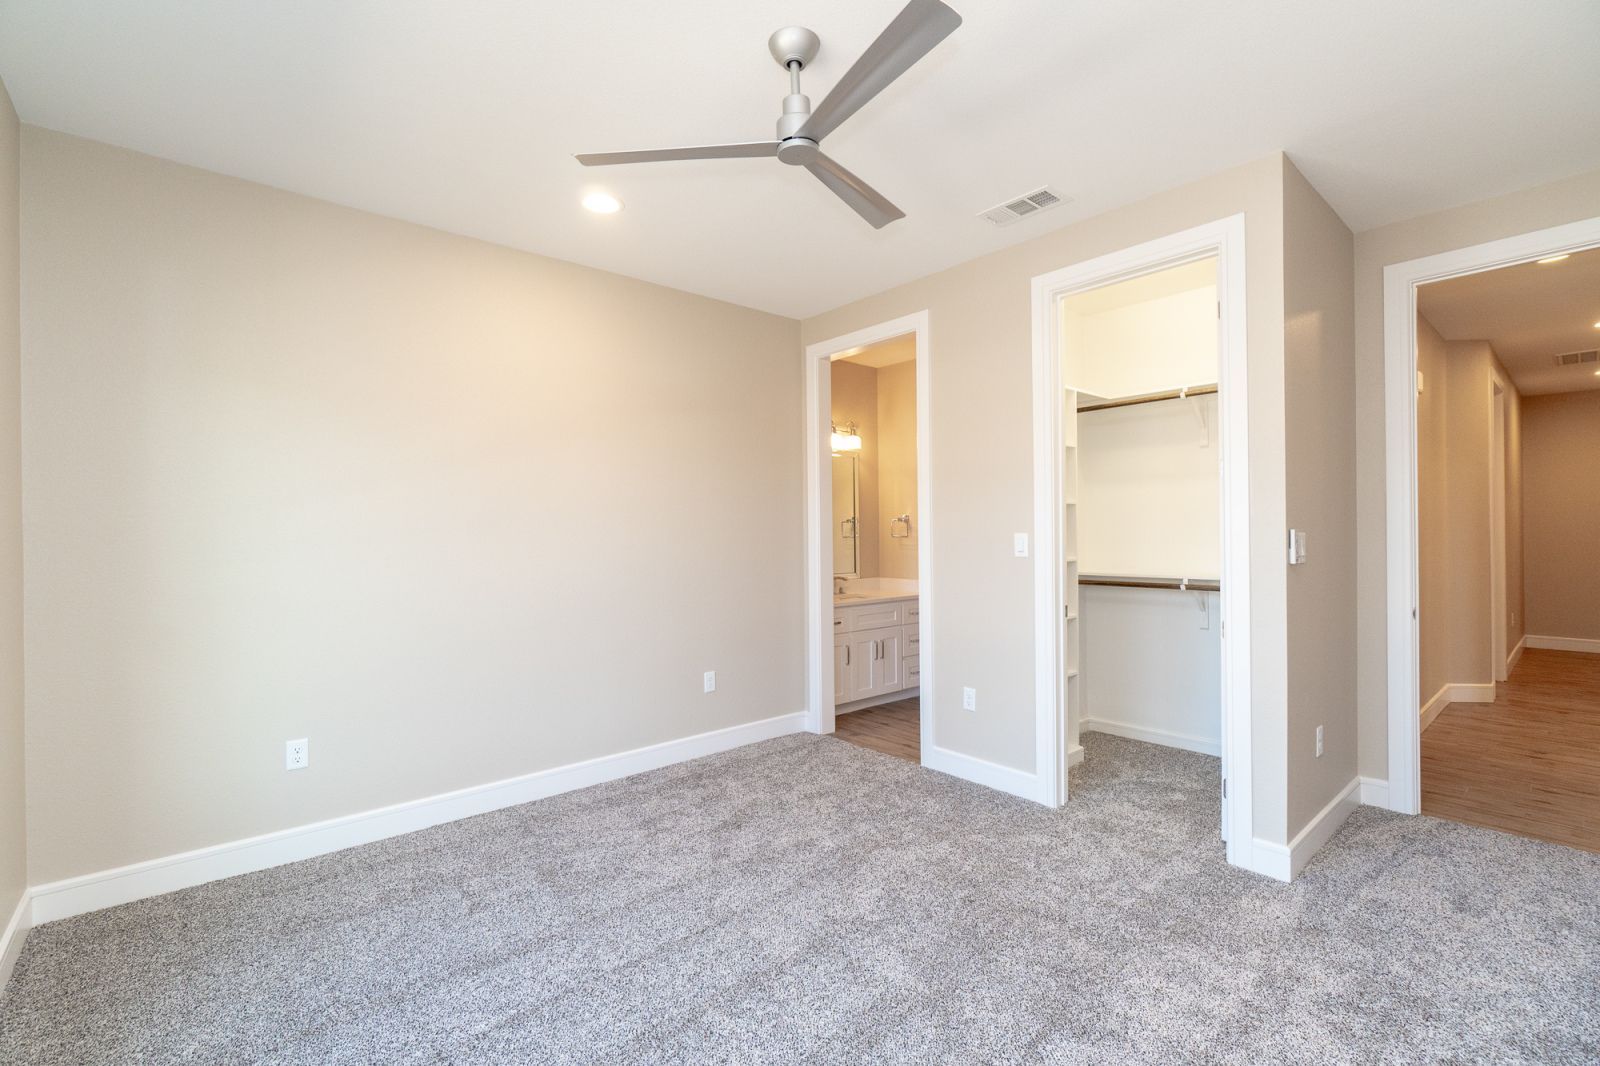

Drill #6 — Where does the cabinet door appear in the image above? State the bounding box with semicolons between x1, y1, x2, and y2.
850;637;876;699
833;637;851;704
872;630;903;694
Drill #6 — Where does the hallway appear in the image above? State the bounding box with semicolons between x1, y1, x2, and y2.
1422;649;1600;852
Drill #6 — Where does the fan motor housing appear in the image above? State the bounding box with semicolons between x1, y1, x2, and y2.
776;137;820;166
768;26;820;70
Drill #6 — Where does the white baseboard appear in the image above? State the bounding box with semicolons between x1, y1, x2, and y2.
0;889;31;992
1419;684;1450;731
1066;744;1085;768
27;711;806;927
921;744;1040;805
1358;776;1389;809
1081;717;1220;757
1250;777;1360;882
1420;681;1497;733
1506;637;1525;675
1525;634;1600;655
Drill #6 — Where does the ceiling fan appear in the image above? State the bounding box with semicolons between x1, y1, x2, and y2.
575;0;963;229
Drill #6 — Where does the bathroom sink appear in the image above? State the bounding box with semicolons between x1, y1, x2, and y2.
834;593;875;602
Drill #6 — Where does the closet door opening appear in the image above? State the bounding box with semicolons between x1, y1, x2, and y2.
1060;257;1226;836
1031;216;1250;861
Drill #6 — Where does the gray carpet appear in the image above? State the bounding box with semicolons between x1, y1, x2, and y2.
1;732;1597;1064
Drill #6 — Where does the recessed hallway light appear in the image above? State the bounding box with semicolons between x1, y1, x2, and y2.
581;191;622;214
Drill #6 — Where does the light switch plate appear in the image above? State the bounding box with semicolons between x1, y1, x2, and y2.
1013;533;1029;557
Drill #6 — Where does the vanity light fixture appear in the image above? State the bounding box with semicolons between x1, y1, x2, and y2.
830;421;862;454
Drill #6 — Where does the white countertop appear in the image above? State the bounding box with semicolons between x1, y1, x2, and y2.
833;579;918;608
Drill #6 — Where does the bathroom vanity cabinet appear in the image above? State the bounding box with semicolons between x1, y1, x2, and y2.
833;595;919;708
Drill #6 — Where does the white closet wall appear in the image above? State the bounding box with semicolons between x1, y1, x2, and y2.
1081;586;1221;754
1077;395;1219;579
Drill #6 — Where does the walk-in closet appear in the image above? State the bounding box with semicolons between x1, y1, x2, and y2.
1060;257;1224;810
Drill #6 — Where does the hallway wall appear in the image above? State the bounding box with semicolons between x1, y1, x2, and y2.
1415;315;1524;702
1522;390;1600;643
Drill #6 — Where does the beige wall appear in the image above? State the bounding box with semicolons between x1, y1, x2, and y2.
804;153;1301;844
1416;322;1525;700
20;129;804;884
0;79;24;936
1353;166;1600;780
1522;390;1600;641
829;360;879;577
1415;315;1452;701
875;360;918;580
1282;159;1358;835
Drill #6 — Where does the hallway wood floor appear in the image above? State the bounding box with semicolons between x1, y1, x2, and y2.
1422;648;1600;853
834;697;919;762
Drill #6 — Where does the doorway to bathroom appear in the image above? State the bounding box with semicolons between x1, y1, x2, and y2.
803;312;932;769
828;335;921;761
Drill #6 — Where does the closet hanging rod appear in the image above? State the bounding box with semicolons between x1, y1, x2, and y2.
1079;575;1221;592
1077;383;1217;413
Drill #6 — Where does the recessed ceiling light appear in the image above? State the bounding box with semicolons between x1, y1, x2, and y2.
1537;254;1570;264
582;191;623;214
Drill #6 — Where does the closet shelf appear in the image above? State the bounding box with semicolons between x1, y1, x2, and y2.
1077;383;1217;413
1080;575;1220;592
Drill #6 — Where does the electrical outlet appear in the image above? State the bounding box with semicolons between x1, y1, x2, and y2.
286;738;308;771
962;686;976;711
1314;725;1324;758
703;671;716;693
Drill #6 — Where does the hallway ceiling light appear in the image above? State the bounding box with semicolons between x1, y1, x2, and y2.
1536;254;1570;264
581;191;623;214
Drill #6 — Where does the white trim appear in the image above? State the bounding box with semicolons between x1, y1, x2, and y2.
1030;216;1253;861
1358;777;1389;808
1251;777;1361;882
1385;213;1600;816
1419;683;1450;732
1507;636;1526;674
1524;634;1600;654
1081;717;1220;757
0;890;30;992
1448;682;1496;704
1489;373;1509;683
1421;682;1497;733
1066;744;1085;768
921;744;1038;802
28;711;805;926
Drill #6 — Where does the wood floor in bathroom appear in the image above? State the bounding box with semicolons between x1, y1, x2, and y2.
834;697;920;762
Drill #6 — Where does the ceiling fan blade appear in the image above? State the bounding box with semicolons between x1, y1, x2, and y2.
805;153;905;229
576;142;779;166
797;0;961;143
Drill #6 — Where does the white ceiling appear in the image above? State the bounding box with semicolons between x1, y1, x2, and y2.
2;2;1598;319
1419;247;1600;396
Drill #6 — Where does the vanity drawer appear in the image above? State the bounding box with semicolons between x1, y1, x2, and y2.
905;655;920;686
849;601;904;632
904;625;920;653
905;601;920;623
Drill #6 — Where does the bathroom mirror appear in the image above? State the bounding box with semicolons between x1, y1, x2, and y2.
832;454;859;578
